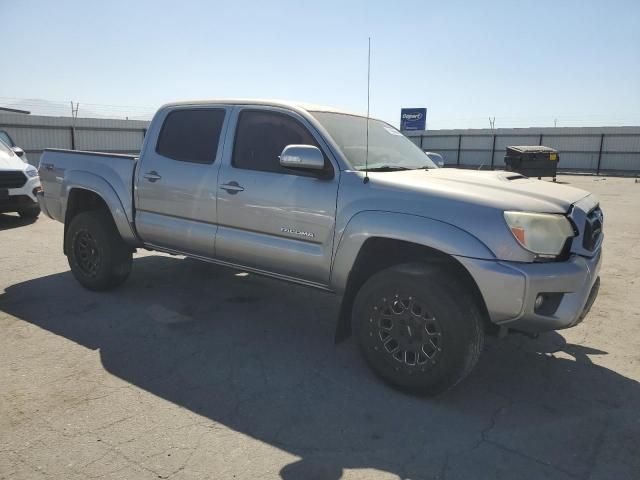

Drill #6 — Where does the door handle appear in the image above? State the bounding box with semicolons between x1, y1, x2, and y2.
144;171;162;182
220;181;244;194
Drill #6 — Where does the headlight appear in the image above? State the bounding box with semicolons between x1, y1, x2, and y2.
25;165;39;178
504;211;575;258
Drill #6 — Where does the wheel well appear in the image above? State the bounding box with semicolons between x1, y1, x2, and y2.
334;237;494;342
63;189;110;254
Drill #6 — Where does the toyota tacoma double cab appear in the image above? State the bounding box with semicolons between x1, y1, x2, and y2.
37;100;603;394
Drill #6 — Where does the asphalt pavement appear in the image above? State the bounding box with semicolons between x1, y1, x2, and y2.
1;174;639;480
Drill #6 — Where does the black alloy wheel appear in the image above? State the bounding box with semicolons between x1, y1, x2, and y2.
73;229;102;278
369;294;443;371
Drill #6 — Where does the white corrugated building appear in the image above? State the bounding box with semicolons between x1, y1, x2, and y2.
405;126;640;173
0;113;149;166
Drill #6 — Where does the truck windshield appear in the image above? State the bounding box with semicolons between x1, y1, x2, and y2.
0;131;14;147
0;138;13;155
310;112;436;171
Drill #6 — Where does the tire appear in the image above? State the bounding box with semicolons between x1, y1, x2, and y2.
353;263;484;395
18;205;40;219
65;209;132;291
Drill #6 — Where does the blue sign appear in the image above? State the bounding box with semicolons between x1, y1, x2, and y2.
400;108;427;131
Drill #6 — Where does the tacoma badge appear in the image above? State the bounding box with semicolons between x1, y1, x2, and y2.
281;227;315;238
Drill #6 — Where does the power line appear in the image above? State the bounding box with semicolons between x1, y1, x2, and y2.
0;97;157;120
1;97;639;128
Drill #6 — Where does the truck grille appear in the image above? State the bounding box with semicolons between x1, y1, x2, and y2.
582;207;603;251
0;171;27;189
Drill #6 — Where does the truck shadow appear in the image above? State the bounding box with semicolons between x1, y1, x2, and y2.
1;255;638;479
0;212;38;231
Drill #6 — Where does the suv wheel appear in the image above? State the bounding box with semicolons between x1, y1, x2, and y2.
18;205;40;219
65;210;132;290
353;263;484;395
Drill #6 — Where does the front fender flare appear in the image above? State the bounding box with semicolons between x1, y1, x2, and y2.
330;210;495;293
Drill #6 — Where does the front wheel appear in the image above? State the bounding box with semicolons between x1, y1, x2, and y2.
65;210;132;291
353;264;484;395
18;205;40;219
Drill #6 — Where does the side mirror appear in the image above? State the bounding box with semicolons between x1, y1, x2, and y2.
425;151;445;168
11;146;24;158
279;145;325;171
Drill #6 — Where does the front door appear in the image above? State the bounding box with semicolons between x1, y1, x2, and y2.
135;107;229;257
216;108;340;286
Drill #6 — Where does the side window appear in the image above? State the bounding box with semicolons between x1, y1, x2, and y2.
232;110;325;175
156;109;226;164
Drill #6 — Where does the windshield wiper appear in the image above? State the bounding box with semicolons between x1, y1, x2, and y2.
363;165;413;172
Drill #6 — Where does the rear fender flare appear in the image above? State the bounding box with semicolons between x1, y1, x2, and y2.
62;171;138;245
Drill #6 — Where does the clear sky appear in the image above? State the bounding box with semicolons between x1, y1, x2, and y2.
3;0;640;128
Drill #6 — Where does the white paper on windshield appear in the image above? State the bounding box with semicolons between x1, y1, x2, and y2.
383;127;403;136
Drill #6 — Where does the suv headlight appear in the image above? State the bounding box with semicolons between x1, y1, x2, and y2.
504;211;576;258
25;165;39;178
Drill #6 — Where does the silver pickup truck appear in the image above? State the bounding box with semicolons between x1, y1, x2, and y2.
37;99;603;394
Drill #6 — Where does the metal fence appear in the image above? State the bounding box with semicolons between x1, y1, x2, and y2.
2;113;639;175
0;113;150;167
405;126;640;174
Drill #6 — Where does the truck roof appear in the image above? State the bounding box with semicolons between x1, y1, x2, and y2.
160;99;361;117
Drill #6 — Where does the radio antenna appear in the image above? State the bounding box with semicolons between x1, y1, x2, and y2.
363;37;371;184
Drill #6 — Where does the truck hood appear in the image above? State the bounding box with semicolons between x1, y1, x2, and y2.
369;168;591;213
0;150;28;171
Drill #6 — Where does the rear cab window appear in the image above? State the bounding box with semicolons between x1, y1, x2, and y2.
156;109;226;164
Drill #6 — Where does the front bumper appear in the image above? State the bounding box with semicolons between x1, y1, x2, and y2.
0;176;41;213
457;250;602;333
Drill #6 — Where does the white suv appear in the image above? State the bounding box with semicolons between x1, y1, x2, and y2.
0;138;41;218
0;130;29;165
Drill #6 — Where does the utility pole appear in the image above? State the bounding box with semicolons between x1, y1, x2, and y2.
489;116;496;129
70;101;79;120
70;101;80;150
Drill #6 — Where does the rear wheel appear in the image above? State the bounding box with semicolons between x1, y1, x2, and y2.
65;210;132;290
353;263;484;395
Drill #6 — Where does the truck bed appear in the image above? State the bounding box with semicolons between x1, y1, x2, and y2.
38;148;138;224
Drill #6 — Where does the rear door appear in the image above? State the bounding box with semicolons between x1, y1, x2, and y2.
135;106;229;257
215;107;340;286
